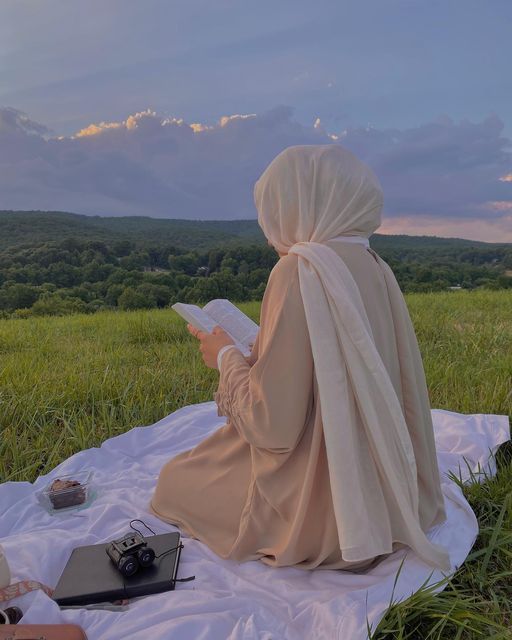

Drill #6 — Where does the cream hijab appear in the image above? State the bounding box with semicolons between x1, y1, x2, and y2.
254;144;451;573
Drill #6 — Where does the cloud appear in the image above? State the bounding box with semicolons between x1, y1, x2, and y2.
0;106;51;136
379;213;512;244
0;105;511;241
341;114;512;224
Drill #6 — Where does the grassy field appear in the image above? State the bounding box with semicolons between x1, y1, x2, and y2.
0;290;511;638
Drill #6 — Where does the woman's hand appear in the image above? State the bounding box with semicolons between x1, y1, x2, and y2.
187;324;235;369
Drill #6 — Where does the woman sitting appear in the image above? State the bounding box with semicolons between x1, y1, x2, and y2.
150;143;451;574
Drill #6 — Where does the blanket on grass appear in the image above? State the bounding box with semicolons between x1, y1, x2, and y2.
0;402;509;640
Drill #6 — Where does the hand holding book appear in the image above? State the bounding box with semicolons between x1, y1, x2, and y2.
186;324;236;369
172;299;259;358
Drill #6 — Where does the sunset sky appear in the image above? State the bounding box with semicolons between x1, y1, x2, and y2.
1;0;511;242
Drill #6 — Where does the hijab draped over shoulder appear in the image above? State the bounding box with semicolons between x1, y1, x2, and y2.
253;144;451;572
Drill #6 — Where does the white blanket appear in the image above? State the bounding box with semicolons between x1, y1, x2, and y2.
1;403;509;640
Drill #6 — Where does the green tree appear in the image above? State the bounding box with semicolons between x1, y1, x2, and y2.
136;283;171;308
118;287;152;310
0;283;39;311
31;293;87;316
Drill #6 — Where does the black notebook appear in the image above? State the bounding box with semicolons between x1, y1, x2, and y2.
52;532;182;606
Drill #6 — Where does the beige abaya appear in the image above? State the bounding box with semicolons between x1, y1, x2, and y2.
150;144;450;573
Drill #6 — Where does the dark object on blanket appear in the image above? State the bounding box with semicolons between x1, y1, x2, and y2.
0;624;87;639
52;532;184;606
48;478;86;509
105;532;156;577
0;607;23;624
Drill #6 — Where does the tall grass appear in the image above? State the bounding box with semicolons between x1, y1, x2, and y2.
0;291;510;638
0;302;261;482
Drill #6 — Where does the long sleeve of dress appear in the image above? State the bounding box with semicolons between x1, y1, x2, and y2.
214;254;314;453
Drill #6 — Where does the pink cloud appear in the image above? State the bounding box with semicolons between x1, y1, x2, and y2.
379;213;512;243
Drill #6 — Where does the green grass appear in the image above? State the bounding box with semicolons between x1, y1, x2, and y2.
0;302;261;483
0;290;511;638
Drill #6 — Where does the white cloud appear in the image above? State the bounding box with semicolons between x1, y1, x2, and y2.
74;120;124;138
0;105;511;241
219;113;257;127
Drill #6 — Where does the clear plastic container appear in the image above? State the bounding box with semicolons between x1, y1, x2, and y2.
38;470;95;514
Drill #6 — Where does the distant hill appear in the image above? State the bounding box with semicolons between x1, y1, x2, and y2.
1;209;510;317
0;210;265;251
1;210;510;252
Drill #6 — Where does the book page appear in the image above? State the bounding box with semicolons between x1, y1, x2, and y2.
203;299;259;350
171;303;217;333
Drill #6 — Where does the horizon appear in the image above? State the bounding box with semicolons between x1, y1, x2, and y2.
2;208;511;246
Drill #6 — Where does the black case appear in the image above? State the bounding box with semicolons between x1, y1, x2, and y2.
52;532;182;606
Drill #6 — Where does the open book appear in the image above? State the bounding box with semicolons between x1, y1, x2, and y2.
172;299;259;357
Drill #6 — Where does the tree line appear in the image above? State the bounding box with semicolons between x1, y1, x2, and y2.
0;237;510;317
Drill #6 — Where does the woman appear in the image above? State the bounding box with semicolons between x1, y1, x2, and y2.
150;144;451;573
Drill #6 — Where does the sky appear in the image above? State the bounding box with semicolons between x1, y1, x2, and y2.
1;0;511;242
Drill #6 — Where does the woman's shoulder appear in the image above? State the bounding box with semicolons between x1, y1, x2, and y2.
269;253;299;281
260;252;306;331
264;253;300;304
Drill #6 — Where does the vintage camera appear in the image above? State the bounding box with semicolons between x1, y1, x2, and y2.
105;532;156;577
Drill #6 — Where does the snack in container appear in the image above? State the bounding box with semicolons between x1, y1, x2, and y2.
39;470;94;513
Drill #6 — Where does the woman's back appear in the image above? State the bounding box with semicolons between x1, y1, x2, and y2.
325;240;404;401
323;240;446;532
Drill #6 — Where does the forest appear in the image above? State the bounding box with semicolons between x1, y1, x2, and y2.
0;211;511;317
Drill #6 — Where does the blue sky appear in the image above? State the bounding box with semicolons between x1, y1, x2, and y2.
0;0;511;241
